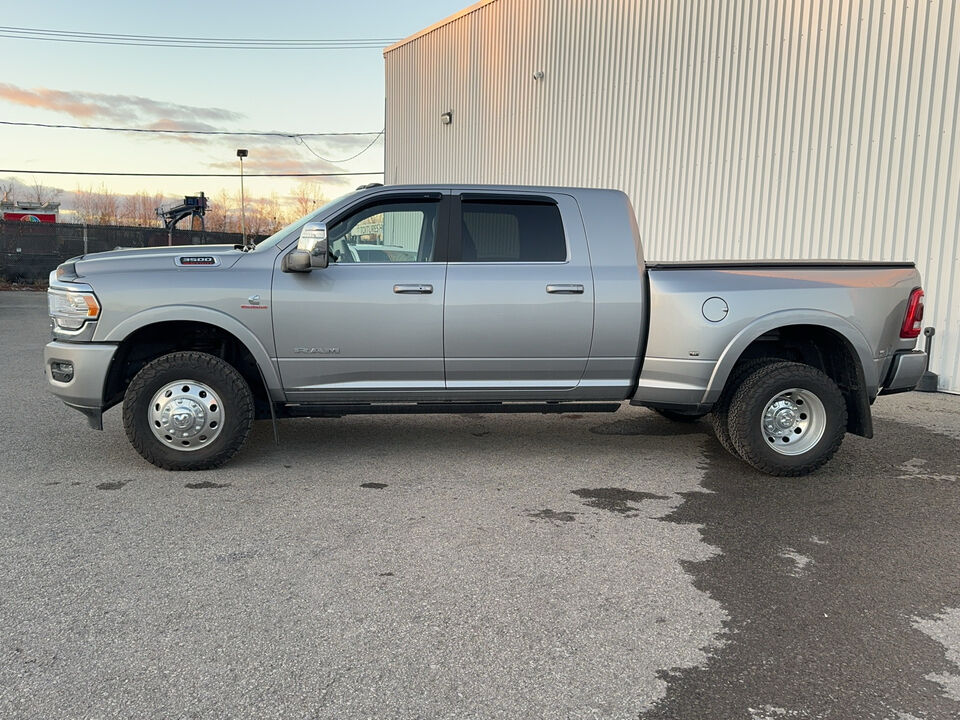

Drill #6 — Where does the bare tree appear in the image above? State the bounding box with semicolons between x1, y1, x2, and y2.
243;194;269;237
120;191;165;226
257;193;287;235
29;177;62;204
290;181;327;218
205;189;233;232
65;182;311;233
73;184;121;225
0;179;15;203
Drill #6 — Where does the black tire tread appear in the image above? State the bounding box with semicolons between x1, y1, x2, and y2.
122;351;254;471
727;361;846;477
710;357;774;457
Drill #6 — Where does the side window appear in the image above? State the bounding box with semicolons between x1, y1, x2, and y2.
328;200;440;263
461;200;566;262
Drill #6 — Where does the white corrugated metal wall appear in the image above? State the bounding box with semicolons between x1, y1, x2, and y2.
384;0;960;392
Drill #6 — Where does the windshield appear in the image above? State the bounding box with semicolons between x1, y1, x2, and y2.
251;191;355;253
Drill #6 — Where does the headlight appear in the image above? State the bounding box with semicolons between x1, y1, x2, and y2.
48;289;100;330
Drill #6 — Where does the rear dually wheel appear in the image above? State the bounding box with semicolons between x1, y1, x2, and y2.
726;361;847;476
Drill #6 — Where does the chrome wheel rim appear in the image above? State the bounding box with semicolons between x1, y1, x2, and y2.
760;387;825;456
148;380;223;452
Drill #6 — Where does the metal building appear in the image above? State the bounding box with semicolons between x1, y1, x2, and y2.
384;0;960;393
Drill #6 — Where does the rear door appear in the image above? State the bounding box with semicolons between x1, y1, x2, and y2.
443;192;595;393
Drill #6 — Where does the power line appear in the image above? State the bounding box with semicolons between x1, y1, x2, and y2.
0;120;383;138
0;26;401;43
0;26;399;49
1;120;386;163
0;36;391;50
0;169;384;178
297;131;384;163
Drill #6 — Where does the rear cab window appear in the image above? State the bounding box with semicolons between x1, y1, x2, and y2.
460;199;567;262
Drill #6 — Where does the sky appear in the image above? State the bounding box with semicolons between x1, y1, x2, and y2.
0;0;468;214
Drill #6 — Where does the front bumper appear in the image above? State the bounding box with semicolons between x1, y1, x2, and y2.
879;349;928;395
43;341;118;429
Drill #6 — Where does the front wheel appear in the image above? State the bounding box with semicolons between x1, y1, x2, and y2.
122;351;254;471
727;361;847;477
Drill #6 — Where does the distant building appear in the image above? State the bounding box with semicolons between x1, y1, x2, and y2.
1;200;60;223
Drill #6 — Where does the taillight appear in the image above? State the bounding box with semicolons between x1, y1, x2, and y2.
900;288;924;339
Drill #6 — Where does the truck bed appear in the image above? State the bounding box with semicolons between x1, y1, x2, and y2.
636;262;922;409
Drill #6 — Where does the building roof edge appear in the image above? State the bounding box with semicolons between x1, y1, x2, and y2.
383;0;498;55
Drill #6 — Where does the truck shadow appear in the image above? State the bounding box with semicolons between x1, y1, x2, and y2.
256;408;712;461
641;417;960;719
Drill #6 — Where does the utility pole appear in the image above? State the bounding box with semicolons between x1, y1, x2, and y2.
237;149;248;248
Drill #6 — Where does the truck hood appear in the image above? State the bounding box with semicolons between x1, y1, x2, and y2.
73;244;245;276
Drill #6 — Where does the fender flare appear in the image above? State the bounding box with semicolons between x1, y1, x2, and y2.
702;309;877;405
100;305;285;400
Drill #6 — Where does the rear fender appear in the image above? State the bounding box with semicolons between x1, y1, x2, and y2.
703;309;877;405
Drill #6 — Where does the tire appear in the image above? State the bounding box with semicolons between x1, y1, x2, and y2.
710;358;774;457
122;351;254;471
653;408;708;422
726;361;847;477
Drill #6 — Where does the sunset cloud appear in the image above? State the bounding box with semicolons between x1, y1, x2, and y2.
142;119;223;132
205;144;348;175
0;83;244;125
0;83;382;168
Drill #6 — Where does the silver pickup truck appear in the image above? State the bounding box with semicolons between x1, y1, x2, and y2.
43;185;928;476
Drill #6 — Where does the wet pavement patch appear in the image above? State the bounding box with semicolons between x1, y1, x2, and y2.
572;487;669;515
96;480;131;491
526;509;578;523
360;482;388;489
640;419;960;719
184;481;230;490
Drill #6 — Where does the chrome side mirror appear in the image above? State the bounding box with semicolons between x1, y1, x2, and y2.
298;222;328;269
281;249;312;273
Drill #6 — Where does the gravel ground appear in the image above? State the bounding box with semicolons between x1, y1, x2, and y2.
1;291;958;719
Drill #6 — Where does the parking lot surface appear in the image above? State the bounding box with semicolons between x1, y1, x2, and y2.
1;290;959;719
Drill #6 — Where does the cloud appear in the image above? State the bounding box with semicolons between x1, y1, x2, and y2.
204;144;349;175
0;83;383;169
143;119;222;132
0;83;244;125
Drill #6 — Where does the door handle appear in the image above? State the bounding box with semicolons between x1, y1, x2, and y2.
546;283;584;294
393;284;433;294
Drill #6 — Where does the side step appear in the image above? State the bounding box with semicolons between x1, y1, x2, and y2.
280;402;622;418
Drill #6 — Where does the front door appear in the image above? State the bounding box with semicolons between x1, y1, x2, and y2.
272;192;449;402
443;192;595;394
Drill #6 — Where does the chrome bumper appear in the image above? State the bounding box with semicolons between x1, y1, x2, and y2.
879;350;928;395
43;341;118;429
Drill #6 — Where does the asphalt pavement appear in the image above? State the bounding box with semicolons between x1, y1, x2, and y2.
1;290;958;719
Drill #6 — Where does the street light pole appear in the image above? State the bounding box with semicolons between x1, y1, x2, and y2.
237;148;248;248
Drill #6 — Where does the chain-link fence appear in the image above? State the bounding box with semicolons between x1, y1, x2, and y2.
0;220;260;283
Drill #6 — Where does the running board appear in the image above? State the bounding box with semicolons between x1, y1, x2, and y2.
279;402;622;418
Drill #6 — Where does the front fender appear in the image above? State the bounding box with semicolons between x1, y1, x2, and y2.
100;305;285;400
702;309;878;404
